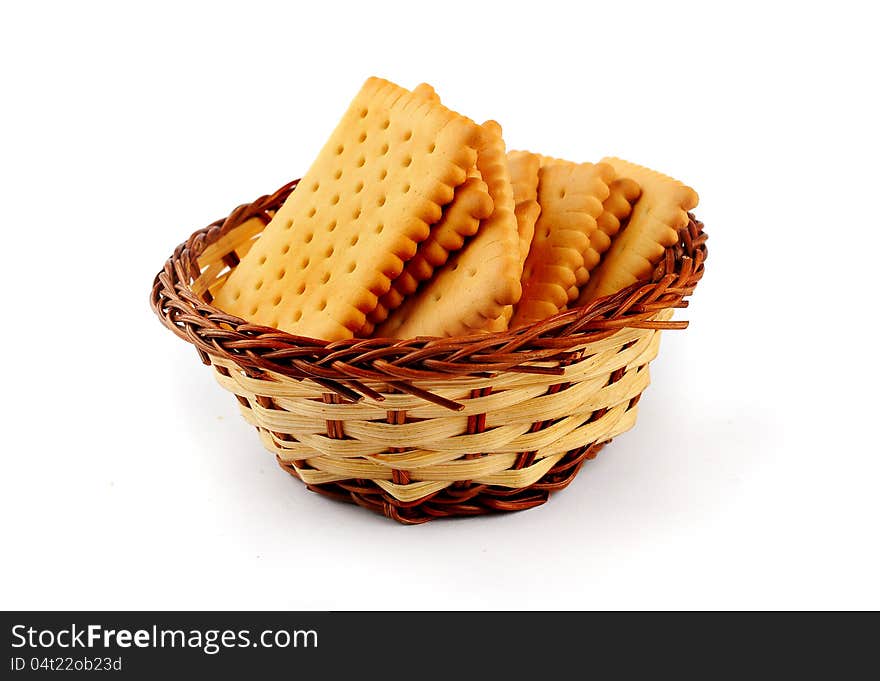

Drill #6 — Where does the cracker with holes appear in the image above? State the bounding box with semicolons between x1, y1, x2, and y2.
375;120;521;338
566;176;642;303
576;157;698;306
358;82;493;334
212;77;481;340
365;166;494;330
509;160;612;328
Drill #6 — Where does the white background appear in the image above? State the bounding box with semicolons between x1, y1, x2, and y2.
1;1;877;610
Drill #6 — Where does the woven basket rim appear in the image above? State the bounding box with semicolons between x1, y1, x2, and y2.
150;178;707;408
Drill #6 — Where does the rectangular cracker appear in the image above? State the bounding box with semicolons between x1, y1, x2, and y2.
374;120;521;338
364;164;493;331
360;83;492;334
576;157;698;306
509;159;612;328
212;77;481;340
567;176;641;303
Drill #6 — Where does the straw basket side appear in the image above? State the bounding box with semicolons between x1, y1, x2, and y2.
151;180;707;523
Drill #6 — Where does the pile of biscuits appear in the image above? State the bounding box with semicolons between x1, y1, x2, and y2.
213;77;699;341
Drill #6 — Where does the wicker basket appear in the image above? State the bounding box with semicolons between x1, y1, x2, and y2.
150;179;707;523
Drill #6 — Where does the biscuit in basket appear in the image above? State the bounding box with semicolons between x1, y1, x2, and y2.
506;150;542;269
212;77;481;340
359;83;493;334
567;176;642;302
375;120;521;337
509;160;612;328
576;157;698;305
365;165;493;331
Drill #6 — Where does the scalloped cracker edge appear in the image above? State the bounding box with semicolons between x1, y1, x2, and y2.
510;159;612;328
213;77;480;340
362;84;492;333
375;120;521;338
576;157;698;306
567;176;641;302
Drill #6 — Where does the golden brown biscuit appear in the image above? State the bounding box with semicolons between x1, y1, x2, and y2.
375;121;521;337
510;160;612;328
213;77;481;340
576;157;697;305
567;176;641;303
358;83;493;335
365;166;493;331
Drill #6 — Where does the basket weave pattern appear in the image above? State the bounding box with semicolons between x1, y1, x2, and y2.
151;180;707;523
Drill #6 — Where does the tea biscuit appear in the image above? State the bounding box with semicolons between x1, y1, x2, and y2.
213;77;481;340
357;82;493;334
365;165;494;329
509;160;612;328
375;120;521;338
506;150;541;269
568;176;641;302
576;157;698;305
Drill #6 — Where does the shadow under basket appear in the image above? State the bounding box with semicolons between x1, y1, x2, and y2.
151;179;708;524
